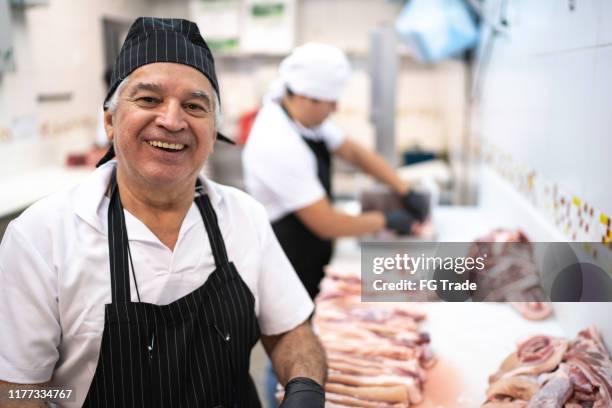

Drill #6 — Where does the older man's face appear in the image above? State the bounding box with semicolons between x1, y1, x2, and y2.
105;63;217;189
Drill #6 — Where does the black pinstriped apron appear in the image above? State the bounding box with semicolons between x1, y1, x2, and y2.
83;170;261;407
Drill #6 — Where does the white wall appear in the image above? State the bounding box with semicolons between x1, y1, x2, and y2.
297;0;403;53
476;0;612;242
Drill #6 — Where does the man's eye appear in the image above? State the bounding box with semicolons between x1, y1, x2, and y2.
187;103;204;110
186;103;206;112
134;96;160;107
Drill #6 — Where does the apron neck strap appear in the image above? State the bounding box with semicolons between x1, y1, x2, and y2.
107;168;132;303
194;178;230;269
107;169;231;303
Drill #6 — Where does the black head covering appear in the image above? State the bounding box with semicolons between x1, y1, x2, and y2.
97;17;233;167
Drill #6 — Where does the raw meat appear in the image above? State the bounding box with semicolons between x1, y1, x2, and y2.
483;327;612;408
485;375;540;401
489;336;568;382
468;229;553;320
295;269;436;406
525;364;573;407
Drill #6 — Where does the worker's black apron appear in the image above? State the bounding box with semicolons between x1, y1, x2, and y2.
272;106;334;300
83;169;261;407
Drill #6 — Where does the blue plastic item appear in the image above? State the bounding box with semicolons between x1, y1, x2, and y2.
402;150;437;166
395;0;479;63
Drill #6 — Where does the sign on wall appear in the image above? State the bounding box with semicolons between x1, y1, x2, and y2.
240;0;296;54
190;0;242;52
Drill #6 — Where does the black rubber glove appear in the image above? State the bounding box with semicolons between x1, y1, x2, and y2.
400;190;430;221
279;377;325;408
384;209;416;235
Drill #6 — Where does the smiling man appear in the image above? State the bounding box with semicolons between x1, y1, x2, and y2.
0;18;325;407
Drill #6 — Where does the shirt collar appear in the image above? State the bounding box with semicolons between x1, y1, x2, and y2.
74;160;223;235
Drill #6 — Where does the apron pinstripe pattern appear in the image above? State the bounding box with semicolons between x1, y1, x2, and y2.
83;169;261;407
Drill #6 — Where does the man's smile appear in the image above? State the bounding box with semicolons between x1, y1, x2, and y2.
147;140;187;152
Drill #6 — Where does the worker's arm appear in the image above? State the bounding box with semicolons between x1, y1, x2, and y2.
334;139;431;221
261;320;326;386
334;139;409;195
295;197;385;239
0;381;49;408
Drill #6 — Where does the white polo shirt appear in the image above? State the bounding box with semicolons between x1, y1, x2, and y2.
242;102;345;222
0;161;313;407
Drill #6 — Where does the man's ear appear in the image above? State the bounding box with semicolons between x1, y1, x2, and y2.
104;110;114;143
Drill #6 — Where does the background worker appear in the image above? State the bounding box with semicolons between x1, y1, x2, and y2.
242;42;430;301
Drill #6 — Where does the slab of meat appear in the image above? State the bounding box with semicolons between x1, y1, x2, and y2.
489;336;568;382
468;229;552;319
509;302;553;321
483;327;612;408
325;383;409;404
485;375;540;401
482;401;528;408
564;327;612;407
327;373;423;404
303;270;436;407
326;392;409;407
321;338;420;361
326;352;427;379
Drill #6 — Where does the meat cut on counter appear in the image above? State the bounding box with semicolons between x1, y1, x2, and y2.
483;327;612;407
310;270;436;407
468;228;552;321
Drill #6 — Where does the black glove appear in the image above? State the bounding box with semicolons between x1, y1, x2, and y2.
279;377;325;408
383;209;416;235
400;190;430;221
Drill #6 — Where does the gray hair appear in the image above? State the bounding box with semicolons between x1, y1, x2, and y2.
104;75;222;131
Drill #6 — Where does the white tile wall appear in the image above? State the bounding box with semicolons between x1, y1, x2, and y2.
598;0;612;45
478;0;612;238
583;45;612;212
500;0;602;56
510;0;556;56
546;0;601;53
547;49;597;200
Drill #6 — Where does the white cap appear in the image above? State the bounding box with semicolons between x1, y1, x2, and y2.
274;42;352;102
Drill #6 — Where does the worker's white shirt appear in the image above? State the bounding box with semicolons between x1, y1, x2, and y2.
0;161;313;407
242;102;345;222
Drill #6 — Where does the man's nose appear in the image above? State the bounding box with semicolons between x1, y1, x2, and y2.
156;100;187;132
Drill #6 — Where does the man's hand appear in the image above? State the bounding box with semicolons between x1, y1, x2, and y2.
279;377;324;407
400;190;430;221
383;209;416;235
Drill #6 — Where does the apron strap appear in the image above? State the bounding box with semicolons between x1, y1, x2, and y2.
107;168;132;303
194;179;230;269
107;170;231;303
